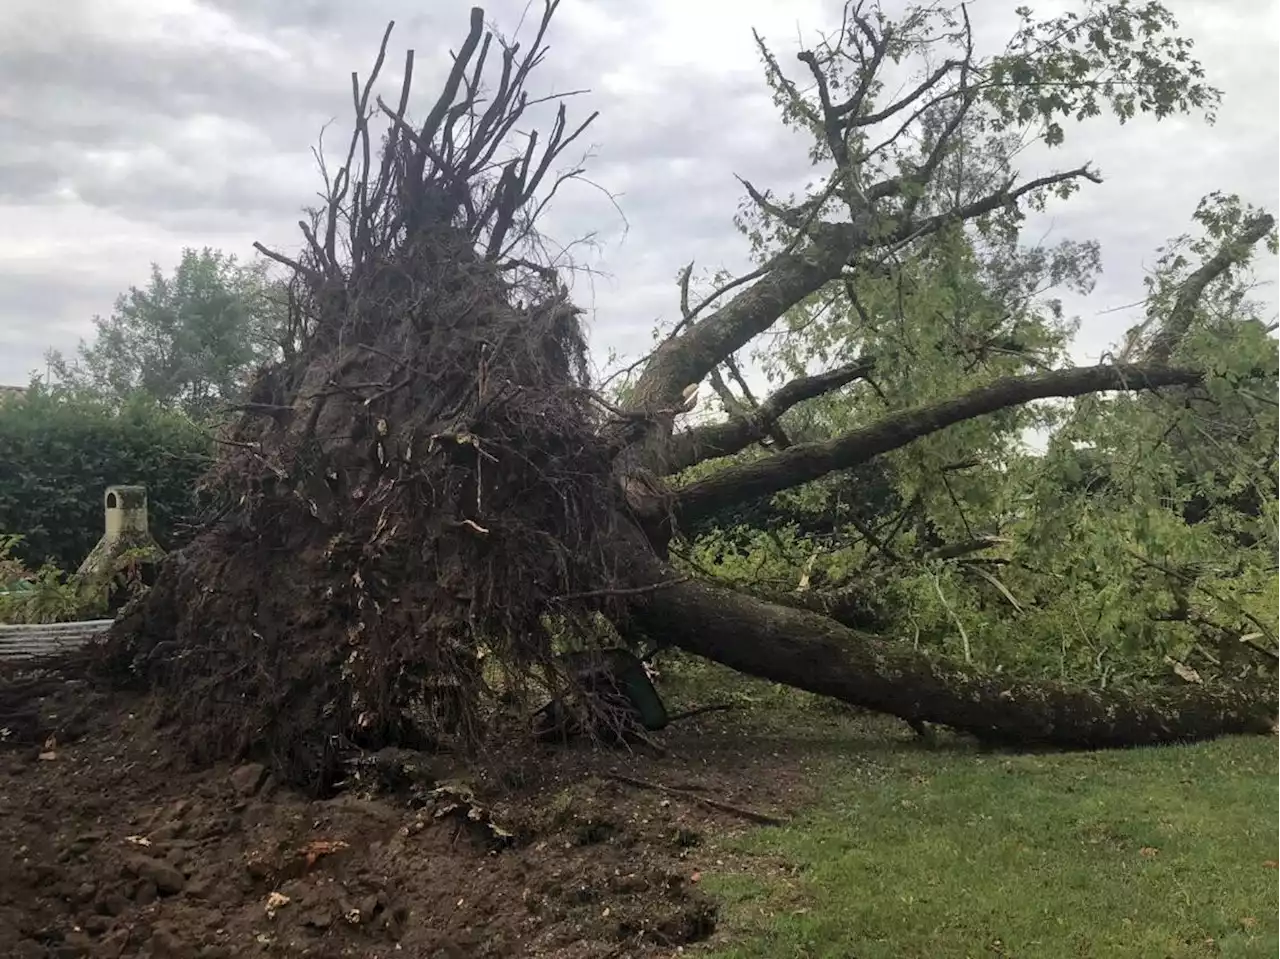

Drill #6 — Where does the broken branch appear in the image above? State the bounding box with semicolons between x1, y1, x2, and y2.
602;772;786;826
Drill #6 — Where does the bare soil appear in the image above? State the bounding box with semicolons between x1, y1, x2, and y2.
0;673;846;959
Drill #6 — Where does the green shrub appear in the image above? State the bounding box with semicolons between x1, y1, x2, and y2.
0;533;158;624
0;386;212;570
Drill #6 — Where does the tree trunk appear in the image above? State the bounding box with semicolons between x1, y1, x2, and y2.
628;569;1276;747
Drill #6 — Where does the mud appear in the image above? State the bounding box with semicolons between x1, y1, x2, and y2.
0;677;825;958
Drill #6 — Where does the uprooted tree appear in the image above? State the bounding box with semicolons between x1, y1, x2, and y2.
86;0;1275;790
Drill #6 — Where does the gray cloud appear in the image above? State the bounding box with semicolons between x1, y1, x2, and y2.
0;0;1275;389
3;43;325;162
0;155;65;204
0;264;112;321
0;261;125;381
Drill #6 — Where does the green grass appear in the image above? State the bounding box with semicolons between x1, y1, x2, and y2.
653;659;1278;959
701;731;1277;959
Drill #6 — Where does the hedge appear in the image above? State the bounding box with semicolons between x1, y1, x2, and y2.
0;388;212;570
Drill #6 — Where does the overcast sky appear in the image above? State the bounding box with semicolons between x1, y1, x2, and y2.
1;0;1276;388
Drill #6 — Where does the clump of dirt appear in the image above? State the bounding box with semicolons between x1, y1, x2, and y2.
0;670;826;958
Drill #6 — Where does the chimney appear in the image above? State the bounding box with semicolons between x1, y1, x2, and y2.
103;485;151;540
77;484;164;615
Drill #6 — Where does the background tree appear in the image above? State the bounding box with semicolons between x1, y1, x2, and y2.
87;0;1276;792
47;248;290;418
1;248;276;572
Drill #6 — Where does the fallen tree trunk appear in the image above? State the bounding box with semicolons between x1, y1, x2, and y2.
628;569;1277;747
749;581;891;631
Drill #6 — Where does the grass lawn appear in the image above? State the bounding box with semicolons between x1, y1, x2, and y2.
660;663;1278;959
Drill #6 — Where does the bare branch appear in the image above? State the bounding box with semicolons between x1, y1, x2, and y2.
858;63;967;137
899;5;977;222
706;365;745;417
252;241;321;285
797;49;851;169
724;355;765;411
880;165;1103;259
838;7;893;121
738;176;807;227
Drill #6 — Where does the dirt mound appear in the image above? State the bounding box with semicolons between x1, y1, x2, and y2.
0;673;816;958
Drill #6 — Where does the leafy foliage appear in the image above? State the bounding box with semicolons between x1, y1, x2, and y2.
0;386;212;571
678;190;1277;686
655;0;1277;693
0;534;95;625
985;0;1221;140
0;534;148;624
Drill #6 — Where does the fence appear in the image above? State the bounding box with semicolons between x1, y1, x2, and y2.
0;620;113;661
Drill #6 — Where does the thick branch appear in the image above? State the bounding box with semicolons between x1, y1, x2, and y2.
1144;212;1276;363
665;357;875;473
629;222;867;410
632;161;1101;417
630;569;1276;747
675;363;1205;525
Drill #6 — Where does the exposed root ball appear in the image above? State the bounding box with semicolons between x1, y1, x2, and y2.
98;7;628;791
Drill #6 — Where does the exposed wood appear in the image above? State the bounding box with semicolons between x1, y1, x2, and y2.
0;620;113;662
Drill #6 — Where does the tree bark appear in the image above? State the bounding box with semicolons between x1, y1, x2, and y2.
627;167;1101;414
628;567;1276;747
1142;213;1276;364
628;223;864;411
674;363;1206;527
665;358;875;473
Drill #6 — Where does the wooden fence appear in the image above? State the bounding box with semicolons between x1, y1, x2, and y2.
0;620;113;661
